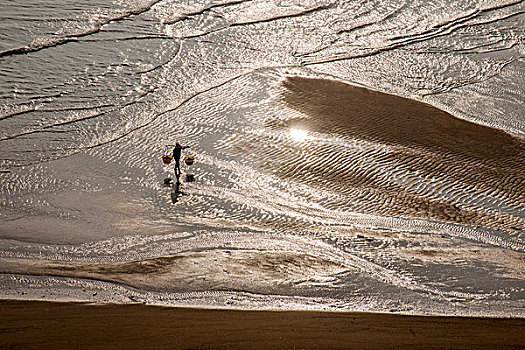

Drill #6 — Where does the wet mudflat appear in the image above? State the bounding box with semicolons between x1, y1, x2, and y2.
1;0;524;318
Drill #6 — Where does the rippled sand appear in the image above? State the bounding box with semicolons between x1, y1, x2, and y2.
1;71;524;316
0;250;346;293
1;0;524;317
258;76;525;231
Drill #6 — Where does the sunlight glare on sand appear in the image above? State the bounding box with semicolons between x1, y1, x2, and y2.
289;128;309;142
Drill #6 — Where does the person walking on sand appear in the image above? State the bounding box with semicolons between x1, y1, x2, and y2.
173;142;189;180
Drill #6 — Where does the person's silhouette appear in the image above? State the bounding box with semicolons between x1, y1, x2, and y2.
172;142;189;181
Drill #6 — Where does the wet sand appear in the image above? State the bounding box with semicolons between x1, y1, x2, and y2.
0;251;346;293
1;300;524;349
279;77;525;162
256;77;525;231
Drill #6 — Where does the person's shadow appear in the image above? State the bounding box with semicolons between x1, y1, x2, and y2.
164;173;190;204
170;180;184;203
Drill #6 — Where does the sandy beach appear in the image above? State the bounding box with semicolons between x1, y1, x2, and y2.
1;300;524;349
1;2;525;349
1;77;524;348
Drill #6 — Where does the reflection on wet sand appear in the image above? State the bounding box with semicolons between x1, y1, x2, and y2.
0;250;346;293
260;77;525;231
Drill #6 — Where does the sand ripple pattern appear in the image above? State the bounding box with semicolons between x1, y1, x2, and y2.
1;0;524;315
0;230;500;302
247;77;525;234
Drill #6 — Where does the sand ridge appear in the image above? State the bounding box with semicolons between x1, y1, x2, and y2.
247;76;525;231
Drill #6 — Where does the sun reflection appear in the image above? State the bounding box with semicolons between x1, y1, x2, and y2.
289;128;309;141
